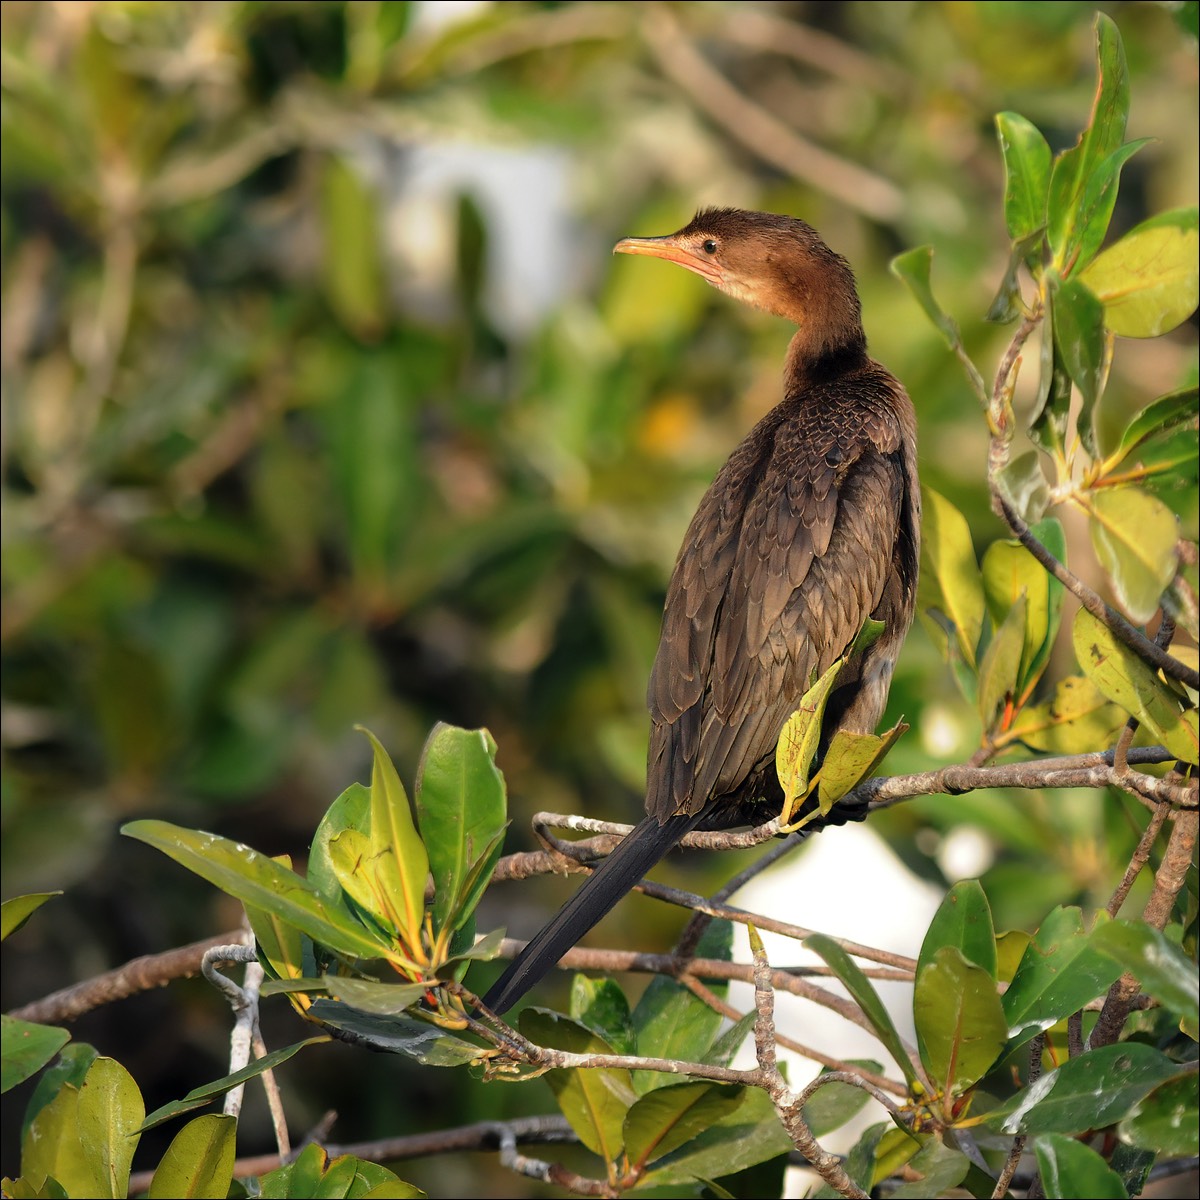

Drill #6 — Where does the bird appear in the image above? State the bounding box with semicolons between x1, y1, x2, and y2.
483;208;920;1015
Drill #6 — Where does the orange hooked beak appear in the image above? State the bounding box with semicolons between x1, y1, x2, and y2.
613;234;724;288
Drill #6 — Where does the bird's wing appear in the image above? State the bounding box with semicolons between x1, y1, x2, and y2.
645;382;907;820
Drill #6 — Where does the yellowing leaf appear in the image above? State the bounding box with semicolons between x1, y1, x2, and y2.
775;658;845;821
817;723;908;812
1087;488;1179;624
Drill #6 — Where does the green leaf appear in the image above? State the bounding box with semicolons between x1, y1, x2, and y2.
122;820;392;963
519;1008;636;1161
704;1012;756;1070
308;783;372;905
1005;675;1125;754
1080;208;1200;337
359;728;430;948
1073;608;1198;763
1066;139;1150;274
570;976;635;1056
1090;920;1199;1039
977;596;1026;731
307;1002;481;1067
1118;1073;1199;1156
817;722;907;811
414;723;507;936
21;1079;98;1198
920;487;985;669
1088;487;1180;625
995;450;1049;525
21;1043;96;1142
890;247;986;401
805;934;920;1088
913;947;1007;1097
996;112;1051;241
776;657;845;815
802;1061;884;1137
917;881;997;980
1;1017;70;1094
1034;1133;1126;1199
1050;275;1108;442
623;1081;745;1167
1113;386;1200;465
147;1114;236;1200
74;1057;144;1200
320;154;385;341
1030;293;1073;456
982;522;1066;699
322;976;430;1015
1;892;62;941
140;1038;329;1131
888;1136;970;1199
1001;906;1124;1050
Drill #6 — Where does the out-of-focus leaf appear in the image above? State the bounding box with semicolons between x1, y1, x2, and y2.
776;657;845;819
996;450;1049;524
1;1017;70;1094
570;976;635;1056
147;1114;236;1200
1034;1133;1126;1199
920;487;986;668
307;1003;480;1067
802;1061;884;1137
977;596;1026;731
1090;920;1199;1039
982;522;1065;698
1005;675;1125;753
1081;208;1200;337
805;934;920;1089
1073;609;1198;763
995;931;1032;986
414;723;507;936
1090;480;1177;622
139;1038;329;1130
1002;907;1123;1050
320;154;386;340
914;947;1007;1097
996;112;1051;241
1;892;61;941
623;1081;745;1167
257;1142;424;1199
1118;1074;1199;1156
519;1008;635;1161
817;722;907;811
989;1042;1185;1134
918;880;997;979
122;820;391;962
1110;386;1199;468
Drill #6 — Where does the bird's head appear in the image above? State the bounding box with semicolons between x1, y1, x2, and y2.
614;208;864;356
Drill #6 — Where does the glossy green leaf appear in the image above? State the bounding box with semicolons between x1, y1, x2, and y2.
802;1061;884;1137
1081;207;1200;337
977;596;1026;731
1118;1073;1200;1156
74;1057;144;1200
519;1008;636;1161
703;1012;756;1070
1088;487;1180;625
996;450;1049;525
914;947;1007;1097
996;112;1051;241
811;1122;889;1199
140;1037;329;1130
245;896;307;988
257;1141;424;1199
1051;275;1108;442
1035;1133;1126;1199
147;1114;236;1200
1073;609;1198;763
805;934;920;1088
1111;385;1200;467
920;488;985;669
570;976;635;1056
1005;675;1125;754
623;1081;745;1167
888;1136;970;1199
982;521;1065;698
307;1002;480;1067
122;820;391;963
1;892;61;941
990;1042;1185;1135
1029;295;1073;455
308;783;372;904
1066;138;1150;273
776;656;845;817
414;723;507;935
1090;920;1199;1039
917;880;997;979
1;1017;70;1094
360;728;429;947
322;976;430;1015
817;722;907;811
1002;907;1124;1050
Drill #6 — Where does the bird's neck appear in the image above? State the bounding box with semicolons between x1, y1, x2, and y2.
783;322;869;392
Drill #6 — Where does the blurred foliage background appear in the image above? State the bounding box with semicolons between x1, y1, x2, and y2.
1;0;1196;1192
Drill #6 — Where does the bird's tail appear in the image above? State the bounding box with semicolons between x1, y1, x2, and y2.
481;811;703;1014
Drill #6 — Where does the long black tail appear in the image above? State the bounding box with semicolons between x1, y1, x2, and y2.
482;811;704;1014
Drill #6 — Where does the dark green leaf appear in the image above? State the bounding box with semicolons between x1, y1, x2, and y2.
805;934;920;1089
888;1136;970;1199
1118;1073;1199;1156
1051;275;1108;445
1029;295;1073;456
1;1017;70;1094
1034;1133;1126;1199
803;1061;884;1138
918;881;997;979
1002;907;1124;1050
989;1043;1185;1135
1;893;62;941
1090;920;1199;1039
996;112;1051;241
307;1002;480;1067
623;1081;745;1167
147;1114;236;1200
322;976;430;1015
570;976;635;1056
704;1013;756;1070
1112;386;1200;466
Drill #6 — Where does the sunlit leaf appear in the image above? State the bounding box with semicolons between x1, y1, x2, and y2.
802;1061;884;1137
1005;675;1125;753
776;657;845;819
817;722;907;811
73;1057;143;1200
977;596;1026;731
919;487;986;669
623;1081;745;1167
1;1017;70;1094
917;881;997;979
996;112;1051;241
1050;275;1109;446
1;893;62;941
322;976;430;1016
995;450;1049;525
1118;1074;1200;1156
1090;920;1199;1039
147;1114;236;1200
570;976;635;1056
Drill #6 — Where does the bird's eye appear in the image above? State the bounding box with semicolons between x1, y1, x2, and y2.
702;239;718;254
